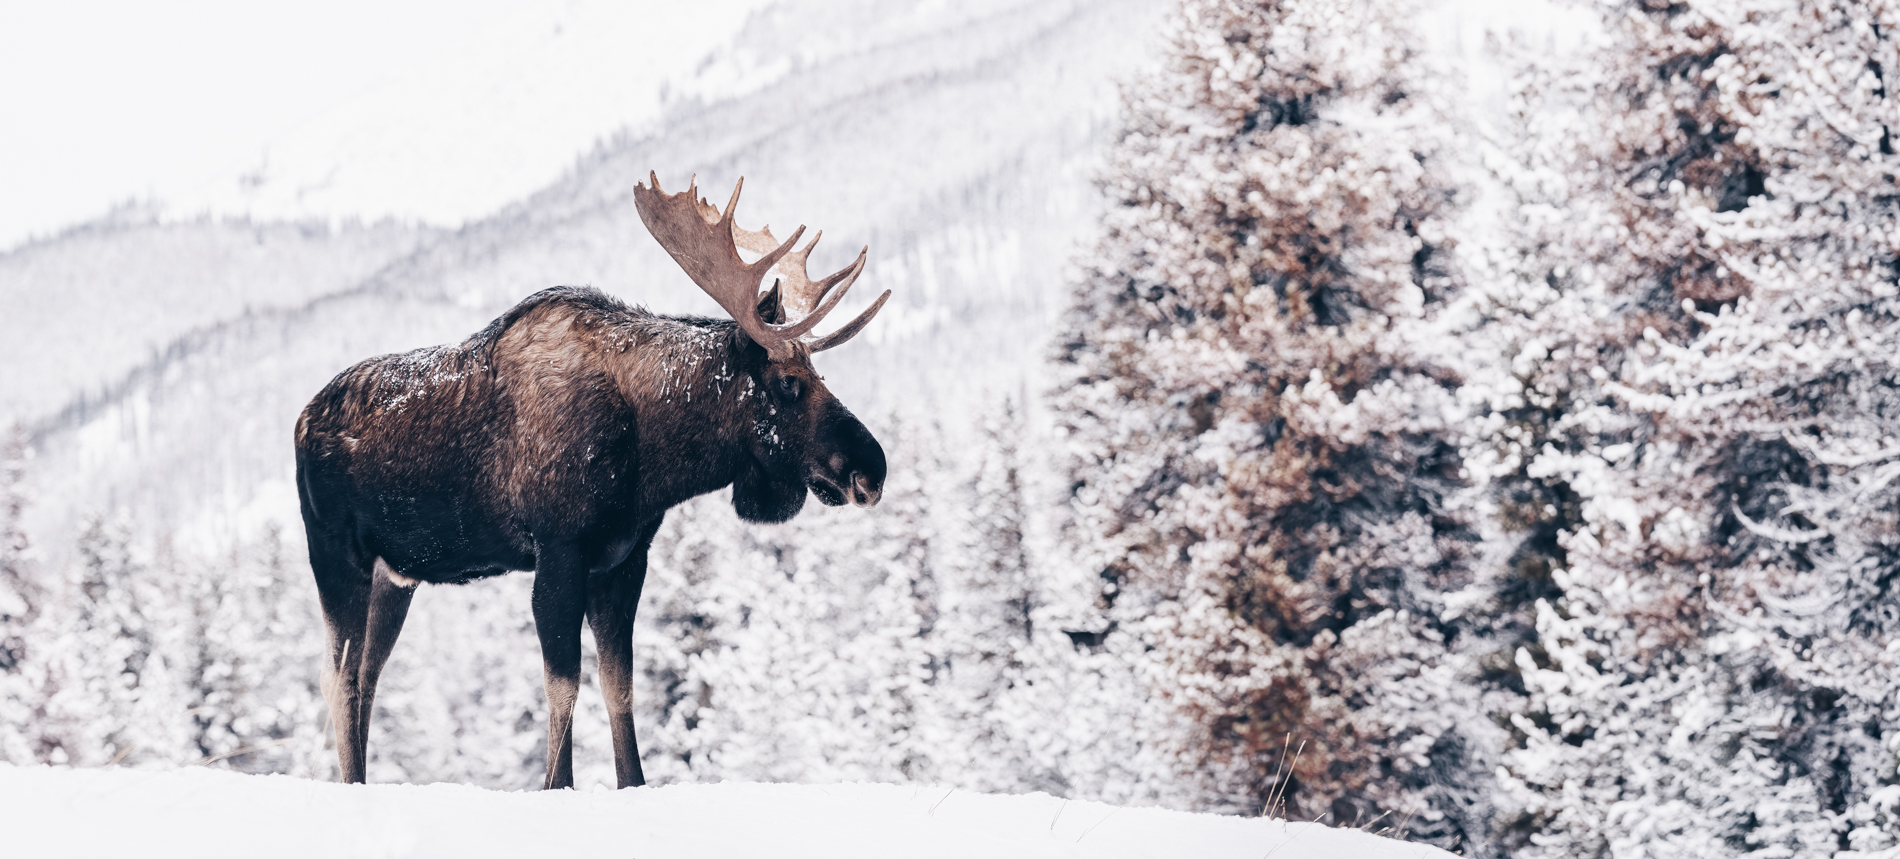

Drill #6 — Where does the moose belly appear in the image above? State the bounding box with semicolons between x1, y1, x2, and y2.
364;490;533;585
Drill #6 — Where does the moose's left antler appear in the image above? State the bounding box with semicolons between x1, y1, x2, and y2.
633;173;890;358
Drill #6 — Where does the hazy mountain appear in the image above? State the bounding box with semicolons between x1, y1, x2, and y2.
0;213;435;423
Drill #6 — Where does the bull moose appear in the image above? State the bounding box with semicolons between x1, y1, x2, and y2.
293;174;889;789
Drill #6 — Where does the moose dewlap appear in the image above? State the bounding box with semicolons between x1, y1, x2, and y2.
293;174;890;789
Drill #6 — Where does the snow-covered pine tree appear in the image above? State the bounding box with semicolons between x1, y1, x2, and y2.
1492;2;1900;856
772;414;938;785
660;510;898;783
937;397;1161;804
920;401;1043;793
0;425;42;763
0;427;29;667
1053;0;1491;844
41;516;194;767
181;524;328;775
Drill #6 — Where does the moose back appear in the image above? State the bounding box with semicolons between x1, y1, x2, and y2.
294;175;889;789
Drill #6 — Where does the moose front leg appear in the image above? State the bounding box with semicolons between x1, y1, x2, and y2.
586;517;662;788
531;543;588;790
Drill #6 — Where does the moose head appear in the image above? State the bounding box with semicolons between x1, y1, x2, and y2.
634;173;889;523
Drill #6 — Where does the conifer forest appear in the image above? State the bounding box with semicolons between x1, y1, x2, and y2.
5;0;1900;856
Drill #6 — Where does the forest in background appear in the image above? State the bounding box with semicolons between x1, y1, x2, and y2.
5;1;1900;857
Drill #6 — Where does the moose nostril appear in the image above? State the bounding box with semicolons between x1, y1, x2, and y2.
850;473;880;508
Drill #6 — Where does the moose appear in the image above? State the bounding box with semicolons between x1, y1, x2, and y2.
293;174;889;789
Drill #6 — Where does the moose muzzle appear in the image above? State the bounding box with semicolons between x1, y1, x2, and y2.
811;404;885;509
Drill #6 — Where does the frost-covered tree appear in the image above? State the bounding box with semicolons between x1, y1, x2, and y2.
179;525;327;775
0;489;320;771
955;399;1162;805
1484;2;1900;856
35;517;195;766
924;405;1034;786
1053;0;1492;843
916;402;1053;793
0;427;30;666
0;425;42;763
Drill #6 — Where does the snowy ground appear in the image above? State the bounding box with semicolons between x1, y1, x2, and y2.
0;764;1450;858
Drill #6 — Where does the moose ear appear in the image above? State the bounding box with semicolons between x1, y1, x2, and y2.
756;279;786;324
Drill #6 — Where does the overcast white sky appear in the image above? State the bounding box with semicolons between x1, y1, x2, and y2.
0;1;521;248
0;0;773;252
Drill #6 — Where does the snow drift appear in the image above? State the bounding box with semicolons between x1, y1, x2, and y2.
0;764;1450;859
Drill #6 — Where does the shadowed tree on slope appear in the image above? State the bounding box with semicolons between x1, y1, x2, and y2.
1054;0;1495;849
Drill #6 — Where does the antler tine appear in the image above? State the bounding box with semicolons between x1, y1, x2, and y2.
722;177;744;223
808;288;892;353
808;244;868;309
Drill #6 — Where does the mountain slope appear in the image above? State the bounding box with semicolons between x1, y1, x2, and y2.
0;214;434;423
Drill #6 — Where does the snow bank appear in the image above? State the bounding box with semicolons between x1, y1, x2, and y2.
0;764;1449;858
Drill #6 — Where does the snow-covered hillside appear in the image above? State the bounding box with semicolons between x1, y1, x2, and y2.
0;214;435;421
0;765;1451;859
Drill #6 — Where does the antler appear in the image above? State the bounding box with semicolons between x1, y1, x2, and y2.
633;173;890;359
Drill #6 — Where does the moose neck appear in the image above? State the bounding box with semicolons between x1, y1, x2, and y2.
602;315;763;507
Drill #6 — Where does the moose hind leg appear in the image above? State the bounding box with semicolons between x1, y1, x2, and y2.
311;544;372;783
532;544;587;790
354;559;417;760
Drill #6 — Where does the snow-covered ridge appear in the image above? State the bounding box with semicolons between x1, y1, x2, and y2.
193;0;775;229
0;764;1448;859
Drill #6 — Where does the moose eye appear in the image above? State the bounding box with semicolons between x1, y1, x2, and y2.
774;375;803;402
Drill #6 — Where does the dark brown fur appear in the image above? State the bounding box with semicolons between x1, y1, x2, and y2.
295;285;885;788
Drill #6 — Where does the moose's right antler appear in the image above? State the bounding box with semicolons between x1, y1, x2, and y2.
633;173;889;360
